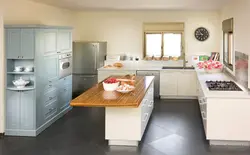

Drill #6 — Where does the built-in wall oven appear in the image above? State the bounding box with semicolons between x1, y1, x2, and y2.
59;53;72;79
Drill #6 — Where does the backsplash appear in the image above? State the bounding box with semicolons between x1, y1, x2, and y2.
235;51;248;88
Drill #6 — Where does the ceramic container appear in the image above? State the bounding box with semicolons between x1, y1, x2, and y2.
24;66;34;72
14;66;24;72
13;77;30;88
103;82;119;91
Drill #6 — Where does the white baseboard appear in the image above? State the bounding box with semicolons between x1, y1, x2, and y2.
160;96;197;99
109;140;139;146
36;106;72;136
210;140;250;146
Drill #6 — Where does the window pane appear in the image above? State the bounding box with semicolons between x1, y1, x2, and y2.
163;33;181;57
146;34;162;56
228;33;233;64
224;33;228;63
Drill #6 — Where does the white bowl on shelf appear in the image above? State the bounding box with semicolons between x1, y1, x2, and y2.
102;82;120;91
24;66;34;72
13;77;30;88
14;66;24;72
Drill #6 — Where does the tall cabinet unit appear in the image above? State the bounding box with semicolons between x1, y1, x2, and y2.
5;25;73;137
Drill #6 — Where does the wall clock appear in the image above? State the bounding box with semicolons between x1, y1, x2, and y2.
194;27;209;41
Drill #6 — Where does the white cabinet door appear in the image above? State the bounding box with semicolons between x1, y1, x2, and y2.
160;71;179;96
177;71;197;96
57;29;72;53
43;29;57;56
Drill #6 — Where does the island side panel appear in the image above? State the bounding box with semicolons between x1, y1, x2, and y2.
207;98;250;146
105;80;154;146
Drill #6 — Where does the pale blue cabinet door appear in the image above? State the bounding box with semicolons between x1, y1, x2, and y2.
6;29;21;59
44;55;59;82
57;29;72;53
6;90;20;130
43;29;57;56
20;90;35;130
21;29;35;59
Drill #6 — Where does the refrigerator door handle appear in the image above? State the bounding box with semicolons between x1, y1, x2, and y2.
79;75;96;78
94;46;97;70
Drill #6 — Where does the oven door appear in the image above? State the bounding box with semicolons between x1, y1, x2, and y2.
59;57;72;79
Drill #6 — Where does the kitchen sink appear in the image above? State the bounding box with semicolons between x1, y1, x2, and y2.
162;66;195;70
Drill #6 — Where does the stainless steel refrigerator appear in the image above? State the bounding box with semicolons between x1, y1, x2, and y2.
72;42;107;98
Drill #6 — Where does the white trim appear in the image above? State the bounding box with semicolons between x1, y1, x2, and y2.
0;13;4;134
108;140;139;146
210;140;250;146
160;96;197;99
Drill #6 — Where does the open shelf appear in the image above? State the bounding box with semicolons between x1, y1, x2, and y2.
7;72;34;75
7;86;35;91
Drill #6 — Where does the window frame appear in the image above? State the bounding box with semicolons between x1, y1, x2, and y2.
223;31;234;71
143;30;185;59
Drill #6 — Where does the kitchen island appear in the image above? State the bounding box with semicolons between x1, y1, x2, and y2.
70;76;154;146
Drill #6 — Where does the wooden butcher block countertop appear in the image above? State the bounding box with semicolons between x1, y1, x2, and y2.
70;76;154;108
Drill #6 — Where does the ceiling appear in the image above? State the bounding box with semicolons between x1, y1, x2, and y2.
31;0;232;11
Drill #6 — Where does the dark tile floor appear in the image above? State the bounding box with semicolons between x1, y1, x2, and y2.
1;99;250;155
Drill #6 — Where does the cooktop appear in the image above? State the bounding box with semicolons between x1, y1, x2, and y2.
205;81;243;91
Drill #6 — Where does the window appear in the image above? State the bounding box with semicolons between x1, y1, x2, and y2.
143;23;184;59
223;18;234;70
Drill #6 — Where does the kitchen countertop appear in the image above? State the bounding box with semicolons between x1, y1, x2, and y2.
70;76;154;107
196;68;250;99
97;66;195;71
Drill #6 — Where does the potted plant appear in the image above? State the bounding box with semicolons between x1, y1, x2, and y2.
197;60;223;73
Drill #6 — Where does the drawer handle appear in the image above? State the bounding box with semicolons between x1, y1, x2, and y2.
49;81;52;83
148;101;153;107
143;113;149;122
202;98;206;103
49;85;52;87
64;89;67;92
143;99;148;106
49;97;53;100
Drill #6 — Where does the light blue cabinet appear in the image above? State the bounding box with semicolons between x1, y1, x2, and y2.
6;90;34;135
6;90;20;130
5;25;73;137
20;90;35;130
21;29;35;59
43;29;58;56
57;29;72;53
6;29;21;59
44;55;59;82
5;28;35;59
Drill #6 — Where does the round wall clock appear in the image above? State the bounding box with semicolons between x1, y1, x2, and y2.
194;27;209;41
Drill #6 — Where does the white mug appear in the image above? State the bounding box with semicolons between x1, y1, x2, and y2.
14;66;23;72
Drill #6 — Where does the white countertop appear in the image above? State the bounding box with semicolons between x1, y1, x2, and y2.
98;65;250;99
196;69;250;99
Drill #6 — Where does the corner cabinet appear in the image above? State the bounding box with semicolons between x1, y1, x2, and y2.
5;25;73;137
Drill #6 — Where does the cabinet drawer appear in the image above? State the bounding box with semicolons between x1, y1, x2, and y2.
44;99;58;121
44;89;57;106
59;75;72;86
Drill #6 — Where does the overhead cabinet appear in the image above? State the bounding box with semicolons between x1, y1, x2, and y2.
57;29;72;53
6;28;35;59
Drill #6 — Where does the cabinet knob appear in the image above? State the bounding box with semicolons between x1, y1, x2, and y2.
18;56;20;58
21;56;23;58
49;85;52;87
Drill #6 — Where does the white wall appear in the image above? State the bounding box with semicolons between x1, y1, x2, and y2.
74;11;221;59
0;0;76;133
0;10;4;134
221;0;250;55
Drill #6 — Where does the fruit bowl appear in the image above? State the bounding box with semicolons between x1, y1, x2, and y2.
103;78;120;91
116;84;135;93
